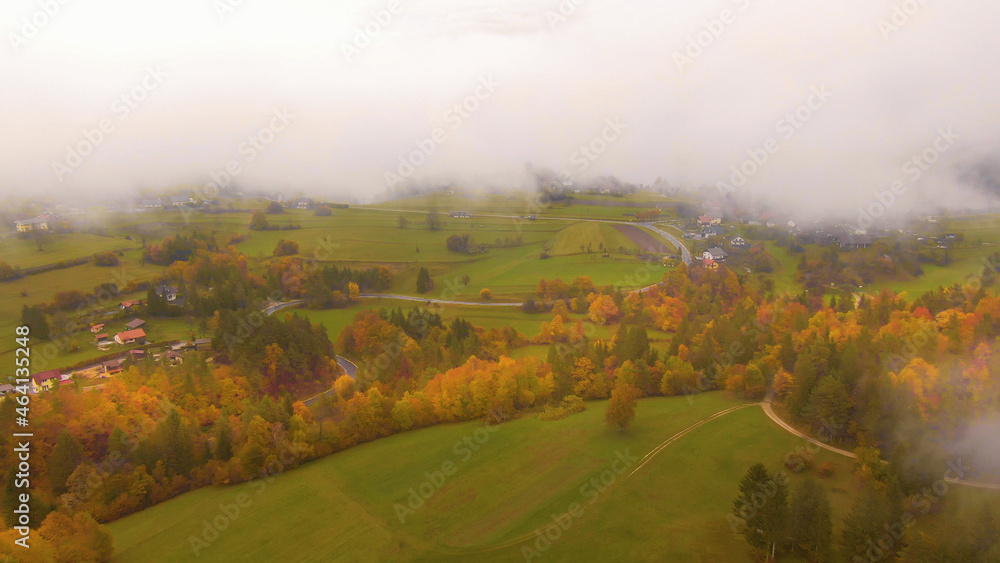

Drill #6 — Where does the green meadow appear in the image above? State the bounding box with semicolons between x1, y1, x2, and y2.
107;391;993;562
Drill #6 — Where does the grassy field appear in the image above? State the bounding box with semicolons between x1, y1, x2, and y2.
0;232;136;269
109;392;872;562
550;222;636;256
105;390;1000;562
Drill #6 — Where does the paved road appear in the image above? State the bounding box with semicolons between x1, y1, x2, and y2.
641;222;692;265
302;357;358;407
358;294;522;307
263;299;306;316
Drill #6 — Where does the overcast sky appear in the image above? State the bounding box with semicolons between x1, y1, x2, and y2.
1;0;997;215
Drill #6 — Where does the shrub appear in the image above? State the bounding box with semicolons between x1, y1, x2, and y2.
538;406;569;421
266;201;284;214
562;395;585;414
480;288;492;300
273;239;300;257
249;211;269;230
784;449;814;473
816;461;835;478
314;205;333;216
93;251;120;267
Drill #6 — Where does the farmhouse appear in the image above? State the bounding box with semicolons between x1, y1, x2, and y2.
450;211;471;218
141;198;163;208
155;284;178;302
731;236;748;248
698;213;722;226
702;226;724;237
14;217;49;233
703;258;719;271
115;328;147;345
103;359;124;375
296;197;314;209
120;300;141;311
169;196;190;207
32;370;61;393
125;318;147;330
703;247;728;261
95;333;110;345
162;351;183;365
837;233;874;250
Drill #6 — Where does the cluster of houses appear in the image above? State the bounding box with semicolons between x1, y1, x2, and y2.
141;196;193;209
0;336;214;399
91;318;147;349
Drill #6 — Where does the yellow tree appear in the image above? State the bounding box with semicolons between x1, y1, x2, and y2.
348;282;360;301
588;294;619;325
263;343;284;380
606;381;640;432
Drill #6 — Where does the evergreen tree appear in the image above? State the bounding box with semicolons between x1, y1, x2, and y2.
214;419;234;461
788;477;832;560
841;486;904;562
109;426;131;459
416;268;433;294
49;429;84;493
20;305;50;340
733;463;788;560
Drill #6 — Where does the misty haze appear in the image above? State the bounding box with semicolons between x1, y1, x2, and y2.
1;1;999;562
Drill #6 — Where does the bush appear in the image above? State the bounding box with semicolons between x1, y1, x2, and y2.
266;201;284;214
93;251;120;267
562;395;585;414
816;461;835;478
249;211;269;230
538;406;569;421
273;239;300;257
784;449;814;473
0;261;19;281
480;288;492;300
315;205;333;216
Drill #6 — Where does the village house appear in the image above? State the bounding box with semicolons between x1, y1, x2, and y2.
115;328;147;345
155;284;178;302
731;236;748;248
702;226;725;238
703;247;729;261
698;213;722;226
102;359;124;376
194;338;212;351
296;197;314;209
95;333;110;345
703;258;719;271
90;323;105;333
450;211;471;219
162;351;183;365
14;217;49;233
125;318;147;330
836;233;874;250
120;299;141;311
31;370;61;393
169;196;190;207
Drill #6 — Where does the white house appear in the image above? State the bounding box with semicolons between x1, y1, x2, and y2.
703;247;728;261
